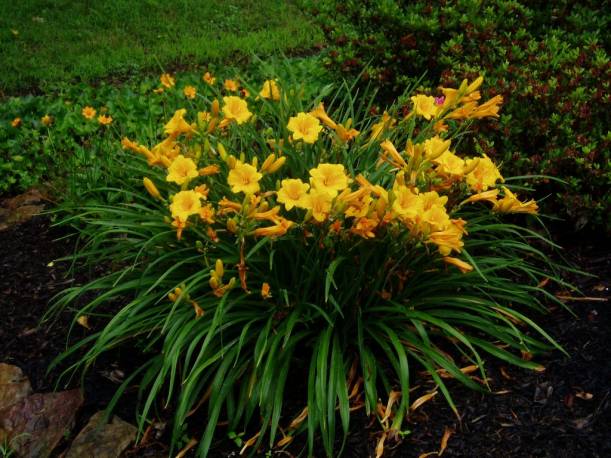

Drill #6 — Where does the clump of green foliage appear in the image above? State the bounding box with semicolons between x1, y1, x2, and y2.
301;0;610;232
48;64;574;457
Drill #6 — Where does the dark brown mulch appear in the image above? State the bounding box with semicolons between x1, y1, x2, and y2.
1;216;609;457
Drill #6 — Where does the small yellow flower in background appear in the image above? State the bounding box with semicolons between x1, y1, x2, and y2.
493;187;538;214
305;188;333;222
309;163;349;197
183;85;197;100
166;155;198;185
170;190;202;222
41;114;53;126
261;282;272;299
11;117;21;128
227;160;262;194
465;155;503;192
202;71;216;85
240;87;251;98
411;94;438;120
164;109;195;137
288;112;323;144
153;87;165;94
259;80;281;101
82;106;96;119
222;96;252;124
224;79;239;92
277;178;310;210
97;114;113;125
160;73;175;88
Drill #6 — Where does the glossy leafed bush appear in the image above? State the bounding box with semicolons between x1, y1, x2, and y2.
303;0;610;232
50;72;570;456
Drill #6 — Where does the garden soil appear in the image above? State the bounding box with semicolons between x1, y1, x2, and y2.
1;215;609;457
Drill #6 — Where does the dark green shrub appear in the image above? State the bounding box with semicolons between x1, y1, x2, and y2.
302;0;611;232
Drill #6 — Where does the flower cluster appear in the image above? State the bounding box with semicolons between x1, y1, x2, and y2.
122;74;537;300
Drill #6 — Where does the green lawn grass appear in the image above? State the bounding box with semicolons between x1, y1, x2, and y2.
0;0;323;94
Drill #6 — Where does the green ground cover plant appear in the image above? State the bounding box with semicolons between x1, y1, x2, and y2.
46;67;576;456
301;0;611;232
0;0;323;94
0;57;331;198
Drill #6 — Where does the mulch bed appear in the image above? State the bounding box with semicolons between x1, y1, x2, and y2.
1;215;609;457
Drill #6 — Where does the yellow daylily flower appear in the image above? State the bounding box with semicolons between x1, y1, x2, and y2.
287;112;323;144
227;160;262;194
166;155;198;185
277;179;310;211
170;190;202;221
222;96;252;125
309;163;350;197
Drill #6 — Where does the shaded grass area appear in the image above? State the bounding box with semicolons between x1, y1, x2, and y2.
0;0;323;94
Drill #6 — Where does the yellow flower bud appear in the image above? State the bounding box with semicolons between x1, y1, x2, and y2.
227;218;238;233
266;156;286;173
260;153;276;173
143;177;162;200
215;259;224;279
217;142;227;159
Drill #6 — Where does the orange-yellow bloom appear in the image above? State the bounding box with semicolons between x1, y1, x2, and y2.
222;96;252;125
199;165;220;176
97;114;113;125
224;79;239;92
465;155;503;192
82;106;96;119
351;216;379;239
203;72;216;85
164;109;195;137
160;73;175;88
41;114;53;126
170;190;202;221
227;161;262;194
253;217;294;237
199;203;216;224
287;112;323;144
11;117;21;127
411;94;438;120
166;155;198;185
183;85;197;99
309;163;349;196
277;178;310;210
493;187;538;214
305;188;333;222
469;95;503;119
261;282;272;299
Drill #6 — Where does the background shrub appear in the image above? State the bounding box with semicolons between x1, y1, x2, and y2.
301;0;611;233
